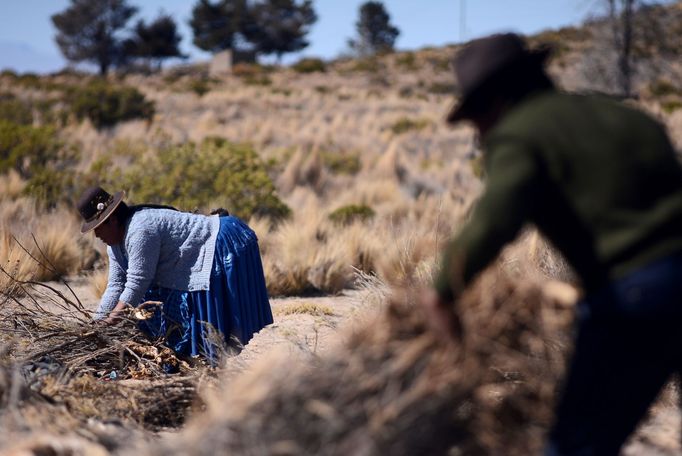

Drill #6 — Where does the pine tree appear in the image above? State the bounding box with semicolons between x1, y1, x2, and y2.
349;1;400;56
189;0;249;53
247;0;317;62
129;14;186;71
51;0;138;75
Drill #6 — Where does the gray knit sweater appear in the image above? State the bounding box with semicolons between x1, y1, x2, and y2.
95;208;221;319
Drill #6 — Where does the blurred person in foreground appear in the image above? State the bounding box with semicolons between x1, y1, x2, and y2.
76;186;273;362
423;33;682;455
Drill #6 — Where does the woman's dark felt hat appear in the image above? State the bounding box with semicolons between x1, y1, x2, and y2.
76;186;125;233
447;33;551;123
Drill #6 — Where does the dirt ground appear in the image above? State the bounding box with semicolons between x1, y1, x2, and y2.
19;276;682;455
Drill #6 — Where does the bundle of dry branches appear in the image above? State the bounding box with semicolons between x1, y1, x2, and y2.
0;266;215;455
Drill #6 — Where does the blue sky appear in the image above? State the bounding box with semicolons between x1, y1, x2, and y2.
0;0;600;73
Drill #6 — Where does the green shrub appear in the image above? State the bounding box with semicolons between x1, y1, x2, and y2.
428;56;451;72
0;119;81;206
188;78;212;97
232;63;273;78
662;100;682;114
0;120;61;177
292;58;326;73
244;75;272;86
427;82;454;95
351;57;381;73
328;204;375;226
649;80;682;98
0;70;18;79
0;93;33;125
14;73;42;89
67;81;155;129
390;117;430;135
395;52;417;70
321;151;361;175
103;137;290;222
270;87;292;96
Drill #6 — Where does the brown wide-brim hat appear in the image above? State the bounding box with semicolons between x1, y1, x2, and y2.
446;33;551;124
76;186;125;233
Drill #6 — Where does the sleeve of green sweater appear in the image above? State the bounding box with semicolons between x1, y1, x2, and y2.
435;140;543;301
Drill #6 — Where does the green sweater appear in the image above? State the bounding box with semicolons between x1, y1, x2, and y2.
435;90;682;301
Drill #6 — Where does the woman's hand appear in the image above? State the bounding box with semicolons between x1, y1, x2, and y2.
101;301;130;326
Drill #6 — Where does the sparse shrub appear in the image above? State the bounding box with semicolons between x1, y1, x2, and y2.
321;151;361;175
188;78;212;97
271;87;292;96
429;55;451;72
0;121;60;178
531;26;591;57
328;204;375;225
244;75;272;86
351;57;381;73
662;100;682;114
395;52;417;70
0;69;18;79
390;117;430;134
0;93;33;125
314;85;331;95
398;86;413;98
232;63;271;78
292;58;326;73
14;73;42;89
649;79;682;98
427;82;454;95
0;119;81;206
67;81;155;129
105;137;290;222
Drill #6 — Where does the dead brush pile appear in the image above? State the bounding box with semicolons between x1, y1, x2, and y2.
146;269;575;456
0;276;213;454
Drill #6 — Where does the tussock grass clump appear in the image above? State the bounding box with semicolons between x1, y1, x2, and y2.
0;199;84;294
146;268;574;456
0;170;26;200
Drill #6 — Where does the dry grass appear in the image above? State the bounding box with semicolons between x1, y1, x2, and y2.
138;266;574;456
88;266;109;299
0;199;83;293
2;20;682;454
274;301;335;317
0;170;25;200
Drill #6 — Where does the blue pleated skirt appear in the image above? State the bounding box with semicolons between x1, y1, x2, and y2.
138;216;273;361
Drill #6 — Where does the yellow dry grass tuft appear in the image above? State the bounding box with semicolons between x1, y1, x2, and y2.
0;199;84;293
88;266;109;299
0;169;26;200
274;301;335;317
